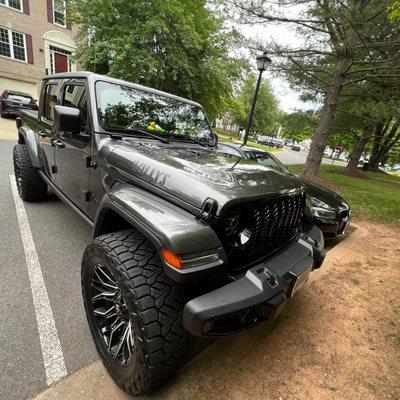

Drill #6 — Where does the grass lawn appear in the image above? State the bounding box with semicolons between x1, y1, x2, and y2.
289;164;400;227
217;133;279;153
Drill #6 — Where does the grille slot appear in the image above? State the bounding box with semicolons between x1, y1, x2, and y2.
220;193;304;270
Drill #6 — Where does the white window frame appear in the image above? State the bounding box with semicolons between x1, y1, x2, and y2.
53;0;67;28
0;0;23;12
0;26;27;63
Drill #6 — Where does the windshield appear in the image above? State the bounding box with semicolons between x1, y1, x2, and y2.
7;94;33;104
96;81;214;144
245;150;291;174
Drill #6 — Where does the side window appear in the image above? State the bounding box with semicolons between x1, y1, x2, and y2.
63;83;87;132
43;83;59;121
221;145;241;157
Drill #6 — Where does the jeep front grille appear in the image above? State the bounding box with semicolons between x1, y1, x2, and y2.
218;192;305;270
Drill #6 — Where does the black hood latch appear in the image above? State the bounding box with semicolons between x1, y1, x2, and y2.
200;198;218;223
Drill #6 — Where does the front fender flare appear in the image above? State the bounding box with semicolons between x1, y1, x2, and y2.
94;182;223;256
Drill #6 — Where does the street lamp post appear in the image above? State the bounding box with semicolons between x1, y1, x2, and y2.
242;52;271;146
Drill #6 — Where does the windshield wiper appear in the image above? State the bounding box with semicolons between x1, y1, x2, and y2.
106;127;170;144
164;132;209;148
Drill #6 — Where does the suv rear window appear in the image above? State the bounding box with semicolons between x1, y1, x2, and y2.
7;93;33;104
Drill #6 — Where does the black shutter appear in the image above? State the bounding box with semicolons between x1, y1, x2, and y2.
25;34;34;64
47;0;53;23
22;0;30;15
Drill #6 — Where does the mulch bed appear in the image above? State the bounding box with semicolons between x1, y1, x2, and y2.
304;176;343;192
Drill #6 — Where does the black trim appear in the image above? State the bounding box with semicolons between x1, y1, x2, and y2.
39;171;94;227
183;226;325;337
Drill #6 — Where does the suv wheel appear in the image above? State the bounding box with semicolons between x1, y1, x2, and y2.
13;144;47;201
81;229;190;396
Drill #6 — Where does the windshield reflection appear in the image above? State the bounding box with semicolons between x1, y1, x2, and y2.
96;81;214;144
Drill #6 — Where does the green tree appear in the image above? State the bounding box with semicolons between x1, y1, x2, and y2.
281;110;317;143
218;96;246;134
236;74;279;134
69;0;246;120
390;0;400;20
227;0;400;178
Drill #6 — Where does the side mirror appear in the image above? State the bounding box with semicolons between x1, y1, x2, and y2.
54;105;80;135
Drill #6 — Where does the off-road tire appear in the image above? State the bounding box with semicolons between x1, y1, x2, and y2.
13;144;47;201
81;229;190;396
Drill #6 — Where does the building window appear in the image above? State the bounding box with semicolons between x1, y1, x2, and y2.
0;0;22;11
53;0;66;27
0;27;26;61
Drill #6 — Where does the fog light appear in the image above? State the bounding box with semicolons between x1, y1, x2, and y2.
161;248;182;269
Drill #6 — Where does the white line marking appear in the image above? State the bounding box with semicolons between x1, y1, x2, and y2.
9;175;67;385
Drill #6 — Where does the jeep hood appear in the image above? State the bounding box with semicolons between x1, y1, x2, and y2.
108;140;304;215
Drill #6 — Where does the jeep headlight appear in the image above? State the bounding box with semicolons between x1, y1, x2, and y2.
224;208;254;248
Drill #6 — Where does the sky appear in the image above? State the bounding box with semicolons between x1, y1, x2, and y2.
236;5;320;113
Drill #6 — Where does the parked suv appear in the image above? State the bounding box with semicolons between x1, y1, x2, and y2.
0;90;38;117
13;72;325;396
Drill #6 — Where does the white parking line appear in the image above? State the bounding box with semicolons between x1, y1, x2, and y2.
9;175;67;385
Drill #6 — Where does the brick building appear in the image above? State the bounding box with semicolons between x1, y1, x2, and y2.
0;0;79;98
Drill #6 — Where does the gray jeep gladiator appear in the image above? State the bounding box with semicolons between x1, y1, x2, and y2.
13;72;325;396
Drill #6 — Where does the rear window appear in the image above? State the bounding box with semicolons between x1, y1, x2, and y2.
7;93;33;104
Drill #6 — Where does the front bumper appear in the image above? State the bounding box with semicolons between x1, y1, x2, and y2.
183;225;325;337
2;105;35;116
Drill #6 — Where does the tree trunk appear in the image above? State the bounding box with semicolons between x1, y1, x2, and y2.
300;57;348;179
345;120;376;173
369;119;400;170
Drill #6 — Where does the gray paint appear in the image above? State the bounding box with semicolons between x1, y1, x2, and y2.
19;72;307;275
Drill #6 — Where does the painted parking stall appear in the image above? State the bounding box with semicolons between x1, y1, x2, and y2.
9;175;67;385
0;136;96;400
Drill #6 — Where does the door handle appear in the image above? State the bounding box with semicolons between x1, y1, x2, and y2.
52;139;65;149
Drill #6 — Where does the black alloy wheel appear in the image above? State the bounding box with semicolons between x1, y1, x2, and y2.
89;264;134;367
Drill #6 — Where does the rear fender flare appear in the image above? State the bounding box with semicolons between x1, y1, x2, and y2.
18;126;43;169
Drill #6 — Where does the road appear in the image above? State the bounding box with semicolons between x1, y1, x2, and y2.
273;148;346;166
